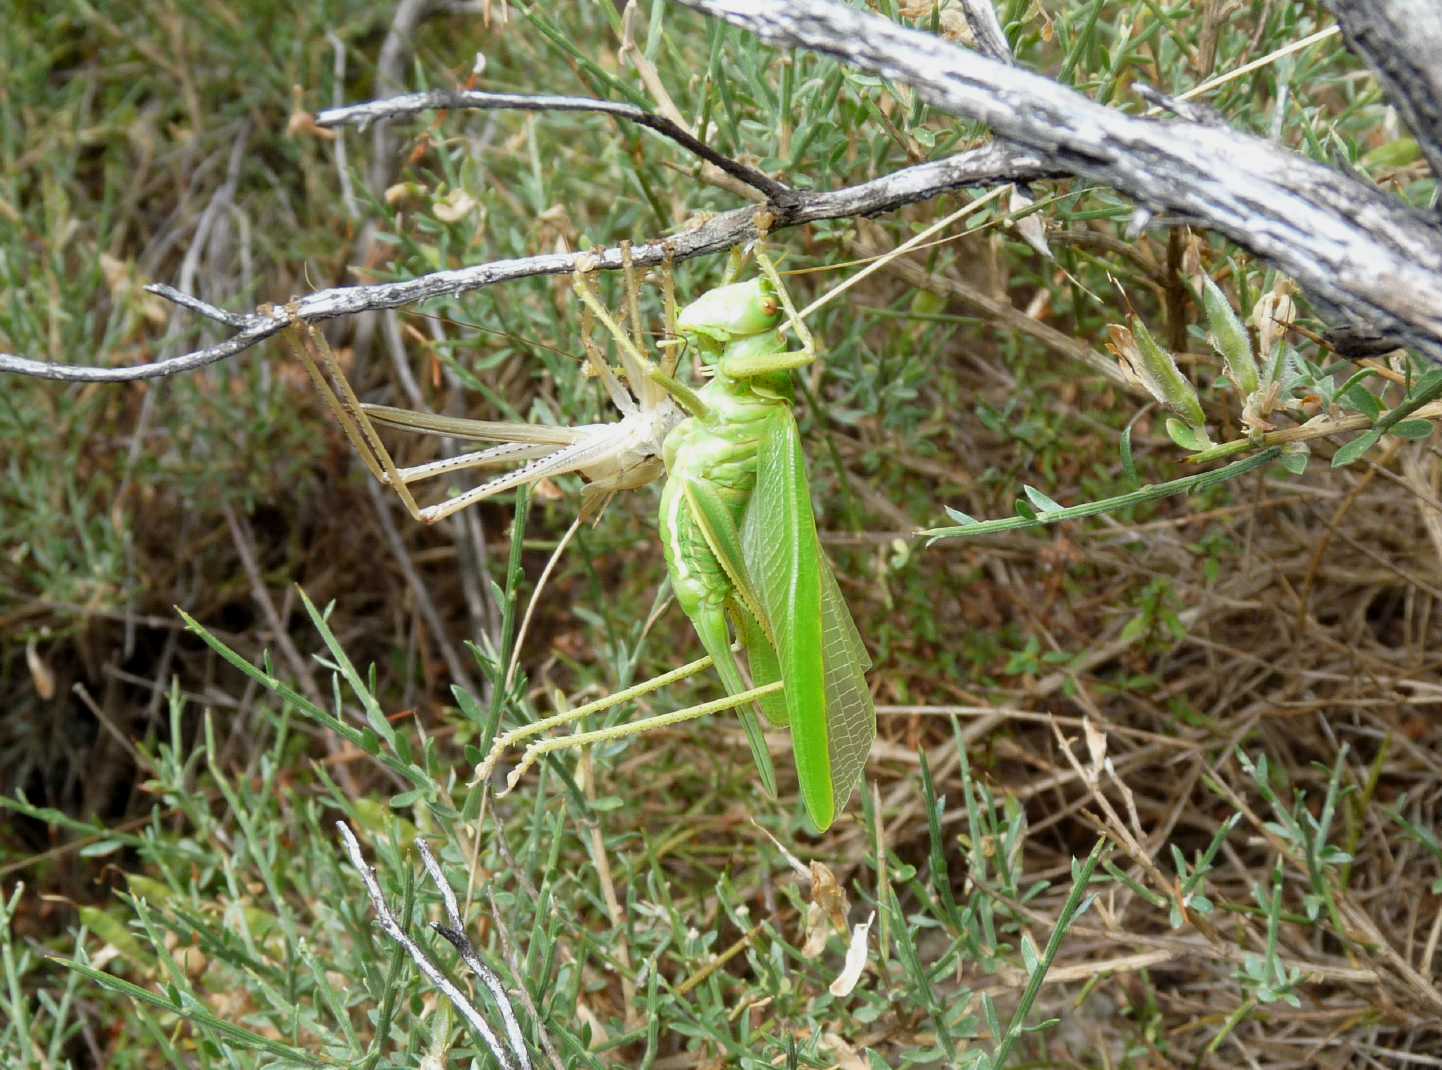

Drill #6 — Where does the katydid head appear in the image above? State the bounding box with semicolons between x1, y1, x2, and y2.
675;277;782;362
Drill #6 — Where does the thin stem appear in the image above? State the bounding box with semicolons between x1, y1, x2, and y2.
335;822;523;1070
504;516;582;693
923;447;1282;542
989;839;1105;1066
793;184;1010;324
1187;399;1442;465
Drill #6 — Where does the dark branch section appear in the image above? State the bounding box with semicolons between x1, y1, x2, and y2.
679;0;1442;367
1325;0;1442;183
0;142;1048;382
316;89;794;204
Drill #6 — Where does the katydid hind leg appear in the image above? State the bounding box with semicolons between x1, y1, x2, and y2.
734;606;788;727
288;322;428;522
688;604;779;799
677;478;788;731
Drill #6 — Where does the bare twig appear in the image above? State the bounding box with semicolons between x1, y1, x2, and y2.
678;0;1442;366
316;89;792;203
956;0;1012;64
146;284;249;328
1324;0;1442;183
325;31;361;221
0;142;1047;382
413;838;532;1070
336;821;531;1070
370;0;443;196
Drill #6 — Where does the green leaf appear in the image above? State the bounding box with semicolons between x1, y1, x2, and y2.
298;588;396;747
79;840;127;858
1414;368;1442;396
1331;429;1381;467
943;506;978;526
78;907;150;966
1387;419;1434;441
1119;614;1149;643
1361;136;1421;170
1134;319;1206;427
1119;425;1138;487
1342;383;1382;420
1020;931;1041;974
1023;485;1063;512
1013;498;1037;521
1277;443;1310;476
1201;275;1258;394
910;288;946;318
1165;418;1212;452
452;685;486;726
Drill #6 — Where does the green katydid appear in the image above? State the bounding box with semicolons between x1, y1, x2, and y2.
635;247;874;831
296;239;875;831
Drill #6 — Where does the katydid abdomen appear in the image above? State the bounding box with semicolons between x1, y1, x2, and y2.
656;342;844;829
657;379;789;801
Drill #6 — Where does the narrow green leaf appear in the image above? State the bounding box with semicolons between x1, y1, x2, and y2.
1020;932;1041;974
1331;429;1381;467
1201;275;1258;395
1387;419;1434;441
1134;319;1207;428
297;588;396;747
1023;485;1063;513
78;840;126;858
452;685;486;727
1119;424;1138;487
1277;443;1310;476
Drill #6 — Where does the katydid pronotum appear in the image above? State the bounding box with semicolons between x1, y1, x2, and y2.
291;233;876;831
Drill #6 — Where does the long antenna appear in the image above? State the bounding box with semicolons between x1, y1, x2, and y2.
790;183;1012;327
